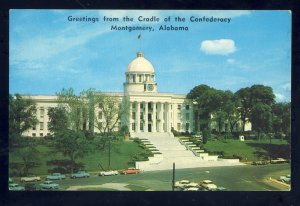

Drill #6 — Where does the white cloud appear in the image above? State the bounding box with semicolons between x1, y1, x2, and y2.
275;93;286;102
200;39;237;55
227;58;236;64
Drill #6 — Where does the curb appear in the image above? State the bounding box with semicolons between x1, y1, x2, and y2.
269;177;290;187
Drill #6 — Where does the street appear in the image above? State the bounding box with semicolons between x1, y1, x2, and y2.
55;163;290;191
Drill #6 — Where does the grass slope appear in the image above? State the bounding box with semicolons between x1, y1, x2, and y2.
9;140;144;176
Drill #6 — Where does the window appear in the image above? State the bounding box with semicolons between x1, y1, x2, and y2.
177;123;181;131
140;112;143;120
40;108;45;118
132;123;135;131
186;113;190;120
133;75;136;83
186;105;190;110
40;133;44;137
32;133;36;137
186;123;190;131
132;102;136;109
132;112;136;120
139;75;142;82
98;111;103;119
40;122;44;130
177;113;181;119
140;123;143;131
32;125;36;130
177;104;181;110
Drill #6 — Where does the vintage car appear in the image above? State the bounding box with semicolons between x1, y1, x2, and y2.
200;180;218;191
71;171;90;179
99;170;119;176
183;187;200;191
21;175;41;182
174;180;190;188
39;181;59;189
9;183;25;191
175;180;199;189
271;158;288;164
279;175;291;184
46;173;66;180
120;168;141;175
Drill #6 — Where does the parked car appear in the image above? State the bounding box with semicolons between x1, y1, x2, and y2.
9;183;25;191
271;158;288;164
200;180;217;191
174;180;191;188
279;175;291;184
46;173;66;180
39;181;59;189
183;187;200;191
252;160;269;165
71;171;90;179
21;175;41;182
99;170;119;176
120;168;141;175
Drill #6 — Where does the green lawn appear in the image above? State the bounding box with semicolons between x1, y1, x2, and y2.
203;139;290;162
9;140;144;176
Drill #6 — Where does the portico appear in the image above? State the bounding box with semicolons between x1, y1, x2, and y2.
129;101;173;133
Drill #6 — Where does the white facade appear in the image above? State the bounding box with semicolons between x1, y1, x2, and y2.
23;52;194;137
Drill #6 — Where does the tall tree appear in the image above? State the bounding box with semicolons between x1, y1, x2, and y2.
53;129;92;173
187;84;216;131
251;103;273;140
9;94;38;136
47;106;69;134
235;87;252;132
94;93;129;169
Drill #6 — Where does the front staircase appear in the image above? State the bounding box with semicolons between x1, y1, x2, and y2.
131;132;243;171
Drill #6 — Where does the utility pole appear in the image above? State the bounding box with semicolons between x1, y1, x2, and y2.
172;162;175;191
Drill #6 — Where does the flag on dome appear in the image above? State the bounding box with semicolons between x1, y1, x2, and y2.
138;34;141;39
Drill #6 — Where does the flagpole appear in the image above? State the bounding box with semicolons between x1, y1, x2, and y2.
138;34;142;52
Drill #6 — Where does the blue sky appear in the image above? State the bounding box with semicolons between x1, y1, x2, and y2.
9;10;291;102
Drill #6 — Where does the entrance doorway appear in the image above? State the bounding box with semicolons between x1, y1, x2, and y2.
148;124;152;132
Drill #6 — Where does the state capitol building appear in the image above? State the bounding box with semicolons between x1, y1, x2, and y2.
23;51;196;137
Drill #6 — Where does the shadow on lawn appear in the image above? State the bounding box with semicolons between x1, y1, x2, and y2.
47;159;85;174
246;142;290;159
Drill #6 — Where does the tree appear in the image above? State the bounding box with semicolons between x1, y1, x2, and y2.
11;144;41;176
251;103;272;140
48;106;69;134
187;84;217;131
272;102;291;140
235;87;252;132
93;93;129;169
53;129;92;173
9;94;38;136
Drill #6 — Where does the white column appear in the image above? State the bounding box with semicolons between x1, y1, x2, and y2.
152;102;156;132
167;103;172;132
129;102;132;133
160;103;164;132
144;102;148;132
136;102;140;132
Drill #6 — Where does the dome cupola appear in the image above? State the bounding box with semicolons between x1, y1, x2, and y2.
126;52;155;74
124;52;158;93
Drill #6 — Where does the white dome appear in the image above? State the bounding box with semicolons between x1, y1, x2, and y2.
126;52;155;73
